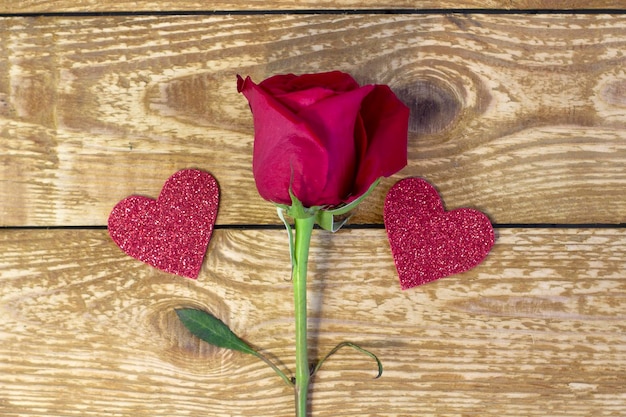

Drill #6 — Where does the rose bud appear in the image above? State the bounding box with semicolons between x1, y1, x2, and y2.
238;71;409;209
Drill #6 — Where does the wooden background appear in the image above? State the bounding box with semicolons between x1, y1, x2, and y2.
1;2;625;416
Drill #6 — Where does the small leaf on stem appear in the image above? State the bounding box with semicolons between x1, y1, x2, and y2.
312;341;383;379
175;308;257;355
175;308;294;387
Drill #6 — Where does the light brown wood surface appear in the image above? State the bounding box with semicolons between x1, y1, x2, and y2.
1;8;625;417
1;228;625;416
3;1;626;13
1;14;626;226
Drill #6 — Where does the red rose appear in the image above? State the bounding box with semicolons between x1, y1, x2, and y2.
237;71;409;208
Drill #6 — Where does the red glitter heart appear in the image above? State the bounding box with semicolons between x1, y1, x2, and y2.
108;169;219;279
384;177;494;290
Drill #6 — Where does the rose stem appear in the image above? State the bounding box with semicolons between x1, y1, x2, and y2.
293;215;315;417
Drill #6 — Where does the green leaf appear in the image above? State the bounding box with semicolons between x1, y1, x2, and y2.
175;308;257;356
176;308;294;387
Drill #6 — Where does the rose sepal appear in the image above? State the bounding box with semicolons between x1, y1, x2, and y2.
276;190;319;271
276;189;321;220
315;178;381;232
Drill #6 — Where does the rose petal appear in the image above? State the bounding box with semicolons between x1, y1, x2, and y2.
260;71;359;96
238;76;330;206
277;87;337;112
297;86;375;204
353;85;409;198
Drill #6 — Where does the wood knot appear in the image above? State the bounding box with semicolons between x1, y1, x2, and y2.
146;73;252;129
395;80;462;135
600;79;626;107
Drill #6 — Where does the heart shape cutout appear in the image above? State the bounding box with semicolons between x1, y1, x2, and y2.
384;177;494;290
108;169;219;279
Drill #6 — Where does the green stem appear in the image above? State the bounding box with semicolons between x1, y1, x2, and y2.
293;216;315;417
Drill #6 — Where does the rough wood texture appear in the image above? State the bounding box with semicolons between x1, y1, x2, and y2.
1;14;626;227
1;8;626;417
1;228;625;416
3;1;626;13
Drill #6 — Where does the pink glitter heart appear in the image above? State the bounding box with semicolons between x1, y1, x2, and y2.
108;169;219;279
384;177;494;290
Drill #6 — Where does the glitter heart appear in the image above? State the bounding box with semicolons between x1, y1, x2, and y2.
108;169;219;279
384;177;494;290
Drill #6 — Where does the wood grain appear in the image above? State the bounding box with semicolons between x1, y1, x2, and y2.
0;227;624;416
2;6;625;417
3;1;626;13
1;14;626;226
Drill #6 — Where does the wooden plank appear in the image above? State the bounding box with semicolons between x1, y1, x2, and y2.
1;227;625;416
3;1;626;13
1;14;626;226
